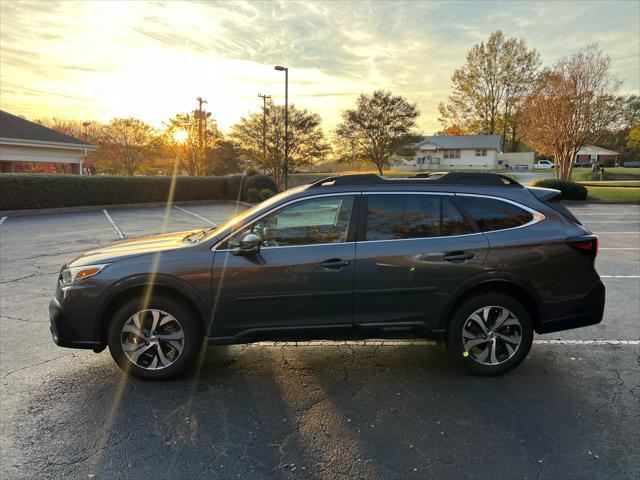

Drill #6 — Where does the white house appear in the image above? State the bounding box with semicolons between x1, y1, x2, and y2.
395;135;503;171
0;110;96;174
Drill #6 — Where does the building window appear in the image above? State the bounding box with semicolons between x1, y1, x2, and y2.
443;149;460;159
475;149;487;157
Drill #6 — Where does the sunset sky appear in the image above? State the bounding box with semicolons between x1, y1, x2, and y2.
1;0;638;134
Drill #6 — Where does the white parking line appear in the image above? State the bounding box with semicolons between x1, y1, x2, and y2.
583;220;640;223
102;209;125;239
596;232;639;234
533;340;640;345
248;339;640;347
601;275;640;278
0;216;6;227
600;248;640;250
174;206;217;226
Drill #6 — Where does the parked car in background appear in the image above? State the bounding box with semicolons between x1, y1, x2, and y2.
535;160;554;169
49;173;605;380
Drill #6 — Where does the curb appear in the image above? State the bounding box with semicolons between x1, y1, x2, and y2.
0;200;253;217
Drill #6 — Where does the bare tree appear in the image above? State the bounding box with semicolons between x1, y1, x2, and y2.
335;90;421;175
438;31;541;151
231;101;329;187
521;44;621;180
95;118;159;176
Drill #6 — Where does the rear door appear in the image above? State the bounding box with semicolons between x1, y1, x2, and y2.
353;192;489;330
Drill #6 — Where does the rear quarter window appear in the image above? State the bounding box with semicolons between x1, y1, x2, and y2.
456;196;533;232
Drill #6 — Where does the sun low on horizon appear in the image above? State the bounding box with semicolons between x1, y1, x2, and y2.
1;0;638;134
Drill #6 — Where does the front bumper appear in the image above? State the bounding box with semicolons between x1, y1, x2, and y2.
536;281;606;334
49;286;104;350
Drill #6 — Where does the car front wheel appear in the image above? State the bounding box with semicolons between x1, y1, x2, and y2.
107;295;203;380
446;294;533;376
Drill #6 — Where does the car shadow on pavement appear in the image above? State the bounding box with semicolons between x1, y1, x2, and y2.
19;344;639;480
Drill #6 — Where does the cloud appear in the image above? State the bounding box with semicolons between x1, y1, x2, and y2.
0;0;638;134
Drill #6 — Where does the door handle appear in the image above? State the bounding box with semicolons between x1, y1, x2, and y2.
443;251;474;263
319;258;351;269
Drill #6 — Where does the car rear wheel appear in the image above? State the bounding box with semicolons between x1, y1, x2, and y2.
107;295;203;380
446;294;533;376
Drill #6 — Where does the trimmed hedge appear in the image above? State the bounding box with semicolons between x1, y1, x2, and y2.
530;178;588;200
0;174;250;210
245;174;278;194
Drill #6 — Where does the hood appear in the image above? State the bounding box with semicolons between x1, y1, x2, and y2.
68;229;202;267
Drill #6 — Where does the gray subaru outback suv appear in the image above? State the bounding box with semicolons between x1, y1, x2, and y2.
49;173;605;379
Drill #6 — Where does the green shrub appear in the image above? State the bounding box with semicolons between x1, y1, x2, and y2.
224;174;247;202
244;175;278;197
245;167;259;177
258;188;275;201
530;178;588;200
246;188;260;203
0;174;248;210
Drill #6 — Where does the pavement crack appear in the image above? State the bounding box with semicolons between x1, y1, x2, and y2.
0;314;47;324
1;352;80;380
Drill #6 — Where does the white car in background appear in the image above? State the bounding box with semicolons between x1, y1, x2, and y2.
535;160;554;169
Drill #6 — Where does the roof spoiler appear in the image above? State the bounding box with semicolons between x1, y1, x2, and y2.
527;186;561;202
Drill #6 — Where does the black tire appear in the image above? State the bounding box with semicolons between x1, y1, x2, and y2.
446;293;534;376
107;295;203;380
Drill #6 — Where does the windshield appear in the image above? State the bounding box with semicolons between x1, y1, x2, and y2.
197;186;307;242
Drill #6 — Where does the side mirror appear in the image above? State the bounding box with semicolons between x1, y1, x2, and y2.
236;232;261;255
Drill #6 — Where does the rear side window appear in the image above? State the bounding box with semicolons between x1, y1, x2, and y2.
456;196;533;232
365;194;473;240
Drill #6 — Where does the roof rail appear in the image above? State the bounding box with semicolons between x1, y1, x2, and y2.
308;174;384;188
308;172;521;188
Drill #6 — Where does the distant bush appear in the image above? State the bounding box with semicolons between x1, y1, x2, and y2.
245;167;259;177
0;174;249;210
244;175;278;196
224;174;247;202
530;178;588;200
258;188;275;201
246;188;260;203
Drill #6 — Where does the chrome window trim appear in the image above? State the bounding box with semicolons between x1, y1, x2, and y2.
211;190;546;251
216;241;354;253
454;193;546;233
356;232;485;245
211;192;361;251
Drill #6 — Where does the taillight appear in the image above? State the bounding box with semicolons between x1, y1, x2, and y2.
567;236;598;258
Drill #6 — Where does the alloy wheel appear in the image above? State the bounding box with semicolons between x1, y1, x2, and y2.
120;309;185;370
461;306;522;366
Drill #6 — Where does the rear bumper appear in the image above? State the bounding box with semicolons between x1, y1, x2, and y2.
536;281;605;334
49;295;103;350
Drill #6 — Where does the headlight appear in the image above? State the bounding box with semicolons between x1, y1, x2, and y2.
60;264;109;286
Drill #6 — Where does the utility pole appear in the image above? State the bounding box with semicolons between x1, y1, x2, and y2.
274;66;289;189
258;94;271;173
195;97;207;176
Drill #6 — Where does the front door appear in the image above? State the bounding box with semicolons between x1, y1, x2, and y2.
211;194;358;338
354;193;489;331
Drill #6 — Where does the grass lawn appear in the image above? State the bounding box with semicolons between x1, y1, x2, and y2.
572;167;640;182
586;186;640;203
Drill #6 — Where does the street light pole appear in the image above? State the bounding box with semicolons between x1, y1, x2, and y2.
258;93;271;174
274;65;288;189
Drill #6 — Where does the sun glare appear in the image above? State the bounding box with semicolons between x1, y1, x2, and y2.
173;129;188;143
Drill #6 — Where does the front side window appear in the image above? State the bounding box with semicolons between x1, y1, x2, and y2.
365;194;473;241
228;195;354;248
443;149;461;159
456;196;534;232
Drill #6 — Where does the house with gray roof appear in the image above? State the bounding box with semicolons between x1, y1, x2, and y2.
0;110;96;174
394;134;504;171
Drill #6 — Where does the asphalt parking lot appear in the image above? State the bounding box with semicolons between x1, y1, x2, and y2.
1;201;638;480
